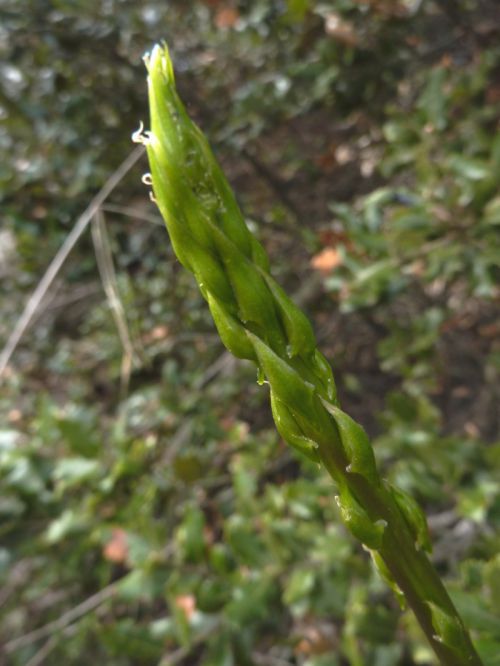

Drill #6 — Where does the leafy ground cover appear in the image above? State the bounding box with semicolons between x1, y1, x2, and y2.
1;1;499;664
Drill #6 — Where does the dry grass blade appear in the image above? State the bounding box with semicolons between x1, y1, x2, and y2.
4;582;118;654
91;209;139;395
0;145;145;382
101;203;163;225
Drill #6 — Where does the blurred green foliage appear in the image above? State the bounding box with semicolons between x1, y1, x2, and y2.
1;1;499;664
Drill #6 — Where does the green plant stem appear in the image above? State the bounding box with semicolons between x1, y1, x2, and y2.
311;415;481;665
139;43;483;666
329;452;480;665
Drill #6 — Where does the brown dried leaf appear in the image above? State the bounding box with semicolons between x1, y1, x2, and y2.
310;247;343;275
142;324;170;344
324;13;359;46
103;528;128;564
175;594;196;621
294;625;336;655
215;7;240;29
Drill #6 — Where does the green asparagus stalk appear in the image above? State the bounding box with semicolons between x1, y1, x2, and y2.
135;44;483;666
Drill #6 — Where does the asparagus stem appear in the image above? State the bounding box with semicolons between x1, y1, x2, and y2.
138;43;483;666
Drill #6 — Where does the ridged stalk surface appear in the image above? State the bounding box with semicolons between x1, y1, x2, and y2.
135;44;483;666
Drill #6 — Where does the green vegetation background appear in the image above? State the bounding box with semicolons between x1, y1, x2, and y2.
1;1;499;664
